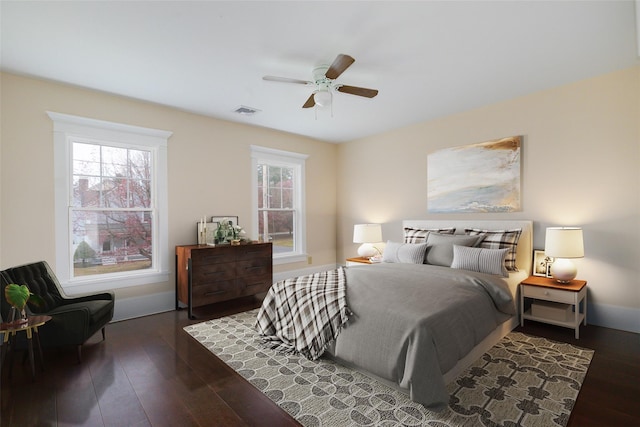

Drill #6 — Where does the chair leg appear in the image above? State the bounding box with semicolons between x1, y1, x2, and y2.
101;327;106;341
76;345;82;364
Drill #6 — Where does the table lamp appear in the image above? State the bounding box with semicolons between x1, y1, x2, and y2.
353;224;383;258
545;227;584;283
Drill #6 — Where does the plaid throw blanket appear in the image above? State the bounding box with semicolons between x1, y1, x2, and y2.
255;267;351;360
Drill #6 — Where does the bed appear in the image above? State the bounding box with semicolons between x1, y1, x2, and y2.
257;219;532;410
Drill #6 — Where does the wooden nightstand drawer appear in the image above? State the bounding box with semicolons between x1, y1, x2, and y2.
522;285;575;304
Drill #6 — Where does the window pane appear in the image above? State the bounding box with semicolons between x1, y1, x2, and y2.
268;165;281;186
130;179;151;208
73;176;100;207
129;149;151;180
268;188;282;209
102;177;129;208
102;146;128;178
282;188;293;209
281;167;294;188
258;210;294;254
72;210;152;277
73;143;101;176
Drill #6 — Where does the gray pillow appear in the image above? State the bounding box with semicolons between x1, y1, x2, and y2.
382;241;429;264
451;245;509;277
425;233;484;267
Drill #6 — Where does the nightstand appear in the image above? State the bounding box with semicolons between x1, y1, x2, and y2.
346;257;376;266
520;275;587;339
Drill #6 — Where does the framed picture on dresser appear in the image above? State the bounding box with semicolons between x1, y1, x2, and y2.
533;250;554;277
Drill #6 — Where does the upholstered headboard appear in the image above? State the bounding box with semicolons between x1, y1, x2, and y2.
402;219;533;275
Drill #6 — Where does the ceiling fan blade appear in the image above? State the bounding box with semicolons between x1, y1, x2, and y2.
336;85;379;98
302;93;316;108
325;54;355;80
263;76;312;85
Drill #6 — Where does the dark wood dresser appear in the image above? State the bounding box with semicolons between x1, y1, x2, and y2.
175;242;272;318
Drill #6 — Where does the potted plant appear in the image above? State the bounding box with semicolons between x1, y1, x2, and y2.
215;218;247;245
4;284;43;326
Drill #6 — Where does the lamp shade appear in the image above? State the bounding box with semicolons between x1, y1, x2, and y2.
544;227;584;258
353;224;382;243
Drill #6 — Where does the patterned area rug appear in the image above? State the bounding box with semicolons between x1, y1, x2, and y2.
184;309;593;427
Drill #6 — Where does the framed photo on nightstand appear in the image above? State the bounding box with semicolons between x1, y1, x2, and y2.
533;250;554;277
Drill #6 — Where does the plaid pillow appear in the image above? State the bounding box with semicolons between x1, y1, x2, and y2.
403;227;455;244
464;228;522;272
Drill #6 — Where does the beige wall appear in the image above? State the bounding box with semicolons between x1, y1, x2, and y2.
0;72;337;310
337;66;640;332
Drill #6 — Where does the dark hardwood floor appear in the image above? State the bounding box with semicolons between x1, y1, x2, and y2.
1;296;638;426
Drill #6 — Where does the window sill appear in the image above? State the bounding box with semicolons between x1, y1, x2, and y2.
273;254;308;265
62;271;169;295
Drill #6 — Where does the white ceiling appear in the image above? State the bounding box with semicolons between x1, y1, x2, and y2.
2;1;638;143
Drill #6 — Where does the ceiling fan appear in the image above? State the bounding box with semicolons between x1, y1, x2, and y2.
263;54;379;109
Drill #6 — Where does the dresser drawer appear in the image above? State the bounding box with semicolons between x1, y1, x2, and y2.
191;262;235;285
236;259;271;277
236;244;272;261
191;280;239;306
522;285;575;304
238;275;272;295
191;249;236;265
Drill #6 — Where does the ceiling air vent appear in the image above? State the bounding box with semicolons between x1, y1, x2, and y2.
233;105;261;116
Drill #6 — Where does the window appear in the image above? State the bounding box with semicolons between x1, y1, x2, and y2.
251;146;308;264
49;112;171;292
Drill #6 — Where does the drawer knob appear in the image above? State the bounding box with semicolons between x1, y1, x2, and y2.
544;291;549;295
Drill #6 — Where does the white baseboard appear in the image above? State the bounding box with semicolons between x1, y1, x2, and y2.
112;290;175;322
587;302;640;333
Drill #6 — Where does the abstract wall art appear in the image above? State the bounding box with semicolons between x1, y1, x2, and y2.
427;136;522;213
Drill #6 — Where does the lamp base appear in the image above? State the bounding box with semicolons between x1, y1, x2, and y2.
550;258;577;283
357;243;378;258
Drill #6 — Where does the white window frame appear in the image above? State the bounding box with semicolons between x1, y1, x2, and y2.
251;145;308;265
49;112;171;293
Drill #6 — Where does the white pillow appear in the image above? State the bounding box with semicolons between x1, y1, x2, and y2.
382;241;429;264
451;245;509;277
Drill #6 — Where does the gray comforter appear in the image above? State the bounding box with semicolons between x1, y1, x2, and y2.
327;262;515;410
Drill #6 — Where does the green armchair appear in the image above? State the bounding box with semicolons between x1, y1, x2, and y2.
0;260;114;362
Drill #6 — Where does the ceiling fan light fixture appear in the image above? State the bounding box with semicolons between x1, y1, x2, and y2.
313;90;332;107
